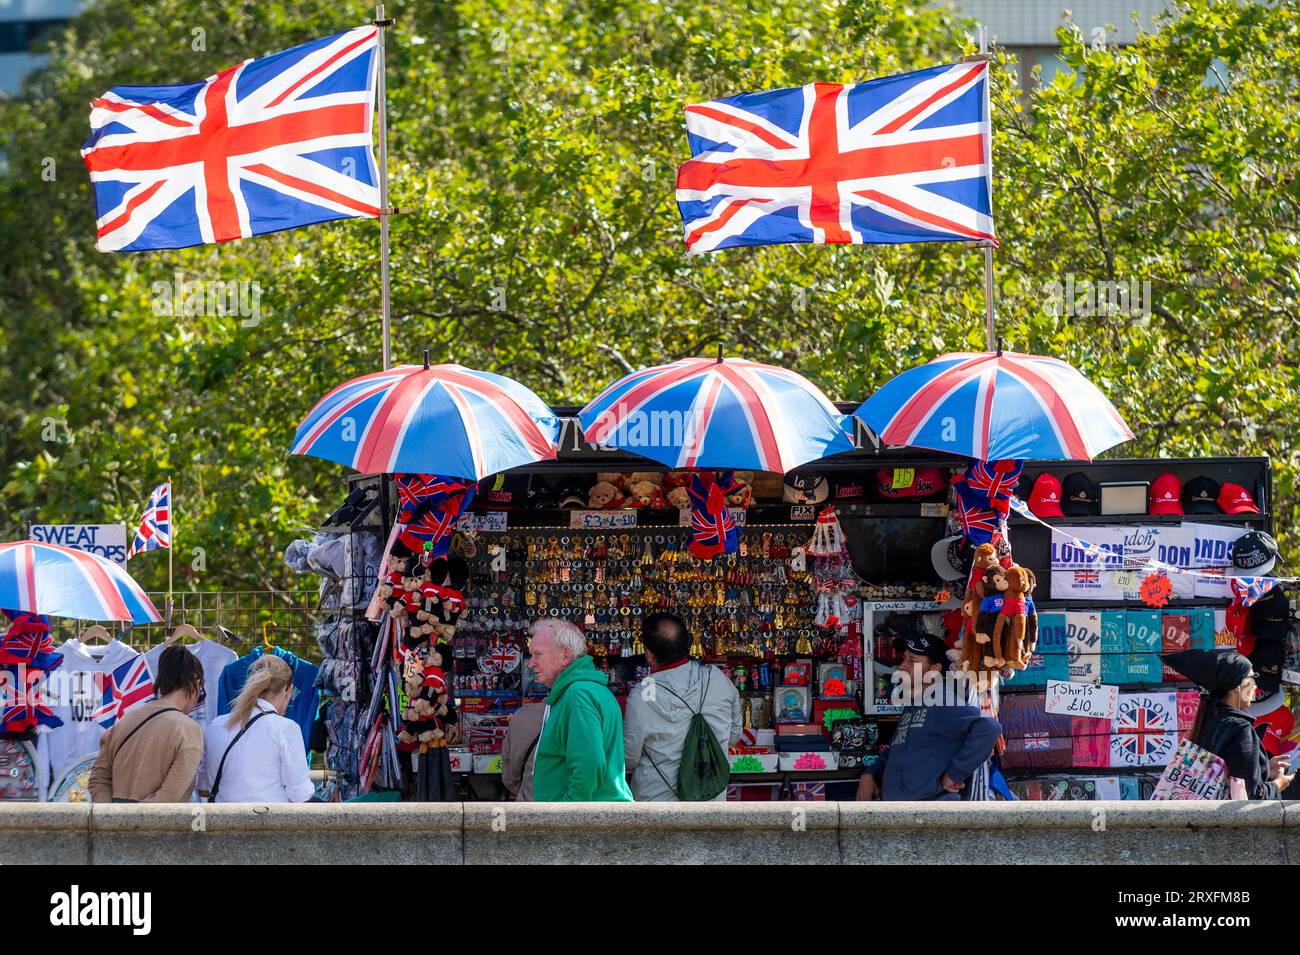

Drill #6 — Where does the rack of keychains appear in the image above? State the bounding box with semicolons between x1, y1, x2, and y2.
450;527;829;694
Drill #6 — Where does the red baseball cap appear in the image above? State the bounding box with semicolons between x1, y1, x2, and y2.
1148;472;1184;515
1219;482;1260;514
1028;473;1065;518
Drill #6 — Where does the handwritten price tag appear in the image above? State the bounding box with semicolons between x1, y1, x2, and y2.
569;509;638;530
1045;680;1119;721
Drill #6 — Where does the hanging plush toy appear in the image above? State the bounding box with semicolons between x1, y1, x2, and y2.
952;544;999;671
974;564;1010;669
687;471;743;560
992;565;1034;670
398;642;457;752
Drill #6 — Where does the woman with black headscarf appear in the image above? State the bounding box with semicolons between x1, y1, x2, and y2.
1164;649;1294;799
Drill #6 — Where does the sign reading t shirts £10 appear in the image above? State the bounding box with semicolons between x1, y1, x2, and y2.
1046;680;1119;721
29;523;128;566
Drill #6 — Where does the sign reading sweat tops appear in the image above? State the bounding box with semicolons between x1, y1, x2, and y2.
29;524;128;566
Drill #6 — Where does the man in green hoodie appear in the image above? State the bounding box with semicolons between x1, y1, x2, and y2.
528;619;633;802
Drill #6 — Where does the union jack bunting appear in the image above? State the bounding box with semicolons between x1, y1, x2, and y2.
127;482;171;558
675;61;995;254
83;27;380;252
90;656;155;728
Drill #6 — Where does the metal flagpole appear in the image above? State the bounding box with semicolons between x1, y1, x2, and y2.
962;25;997;351
166;475;174;629
375;4;394;369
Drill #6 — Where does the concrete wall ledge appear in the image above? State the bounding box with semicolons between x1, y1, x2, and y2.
0;801;1293;865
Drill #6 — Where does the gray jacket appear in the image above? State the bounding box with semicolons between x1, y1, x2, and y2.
623;661;743;801
500;702;545;800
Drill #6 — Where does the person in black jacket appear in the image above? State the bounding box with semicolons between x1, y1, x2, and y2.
1163;648;1294;800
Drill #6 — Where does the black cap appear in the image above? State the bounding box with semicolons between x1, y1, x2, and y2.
783;469;829;504
894;629;949;667
1182;476;1221;514
554;477;591;509
829;474;870;503
1248;586;1291;643
1232;531;1278;574
1060;472;1099;516
476;473;532;510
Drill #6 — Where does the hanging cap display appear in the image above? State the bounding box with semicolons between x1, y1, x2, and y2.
1232;530;1278;575
476;473;532;510
1060;472;1100;516
783;470;829;505
1218;482;1260;515
1028;473;1065;518
876;466;947;499
554;477;591;509
930;534;971;581
828;474;870;504
1181;475;1221;514
1148;472;1184;515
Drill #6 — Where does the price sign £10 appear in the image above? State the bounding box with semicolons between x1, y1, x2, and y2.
1045;679;1120;721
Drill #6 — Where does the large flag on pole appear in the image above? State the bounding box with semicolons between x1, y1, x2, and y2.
675;61;995;254
82;26;381;252
127;482;171;558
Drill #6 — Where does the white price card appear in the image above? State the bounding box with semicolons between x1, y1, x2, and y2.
1045;679;1120;721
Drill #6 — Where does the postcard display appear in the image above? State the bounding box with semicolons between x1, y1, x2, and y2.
996;459;1284;801
445;469;947;800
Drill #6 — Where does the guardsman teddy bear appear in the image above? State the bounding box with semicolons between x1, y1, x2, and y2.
992;564;1035;670
398;642;457;752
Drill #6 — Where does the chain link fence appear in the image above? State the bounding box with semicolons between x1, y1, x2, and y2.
60;590;324;663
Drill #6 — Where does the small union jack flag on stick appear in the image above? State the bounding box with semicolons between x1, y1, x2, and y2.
128;482;171;558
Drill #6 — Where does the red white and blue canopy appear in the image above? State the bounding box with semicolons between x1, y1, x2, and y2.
0;540;162;624
579;356;854;473
290;363;560;480
855;350;1133;461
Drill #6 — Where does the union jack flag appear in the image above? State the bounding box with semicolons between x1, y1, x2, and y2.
82;27;380;252
961;459;1023;513
127;482;171;558
1074;570;1101;586
955;484;1001;545
1113;701;1172;763
0;666;63;734
395;474;476;560
688;472;741;560
90;656;155;728
1230;576;1278;607
675;61;994;254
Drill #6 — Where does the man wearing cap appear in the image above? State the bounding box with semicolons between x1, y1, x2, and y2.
855;631;1002;801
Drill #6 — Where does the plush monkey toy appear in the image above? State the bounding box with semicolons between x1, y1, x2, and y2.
992;565;1033;670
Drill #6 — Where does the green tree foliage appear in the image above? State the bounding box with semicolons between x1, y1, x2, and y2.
0;0;1296;590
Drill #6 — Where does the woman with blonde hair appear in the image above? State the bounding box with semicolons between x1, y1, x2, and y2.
198;654;315;803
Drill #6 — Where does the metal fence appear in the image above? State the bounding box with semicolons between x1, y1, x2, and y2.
60;590;324;662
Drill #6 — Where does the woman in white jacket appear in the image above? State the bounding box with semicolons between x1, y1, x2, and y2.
623;612;743;801
199;655;315;803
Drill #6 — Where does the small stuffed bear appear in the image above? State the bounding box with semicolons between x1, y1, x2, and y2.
587;480;623;509
725;471;755;507
992;565;1033;670
626;480;660;507
398;643;457;752
666;486;691;509
596;472;625;490
626;472;663;489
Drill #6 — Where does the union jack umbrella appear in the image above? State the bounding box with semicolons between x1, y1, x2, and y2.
127;482;171;558
83;27;380;252
579;355;853;473
855;349;1133;461
676;62;994;254
90;656;155;728
0;540;162;624
291;362;560;480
